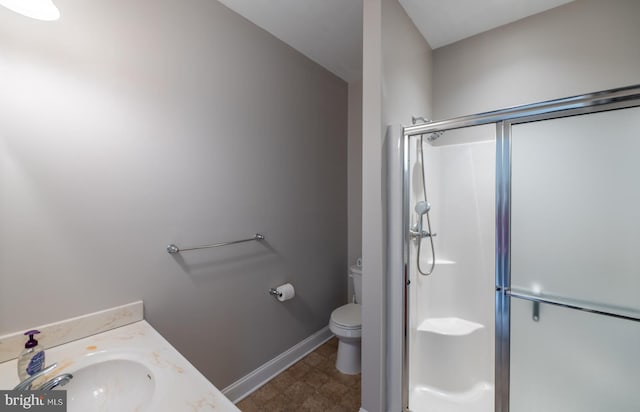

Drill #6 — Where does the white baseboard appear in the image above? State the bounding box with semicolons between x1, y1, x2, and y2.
222;326;334;403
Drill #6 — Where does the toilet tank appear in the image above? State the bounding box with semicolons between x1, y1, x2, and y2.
350;265;363;303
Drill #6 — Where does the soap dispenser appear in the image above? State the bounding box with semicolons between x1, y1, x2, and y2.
17;330;45;381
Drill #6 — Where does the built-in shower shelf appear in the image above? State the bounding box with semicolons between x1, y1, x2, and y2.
417;317;484;336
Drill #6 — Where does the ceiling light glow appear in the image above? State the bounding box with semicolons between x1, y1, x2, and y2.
0;0;60;21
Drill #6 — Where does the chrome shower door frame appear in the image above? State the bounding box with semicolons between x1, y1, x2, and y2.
401;84;640;412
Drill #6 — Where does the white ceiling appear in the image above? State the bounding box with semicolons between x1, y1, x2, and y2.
218;0;574;83
399;0;574;49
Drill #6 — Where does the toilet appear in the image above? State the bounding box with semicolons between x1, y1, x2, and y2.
329;265;362;375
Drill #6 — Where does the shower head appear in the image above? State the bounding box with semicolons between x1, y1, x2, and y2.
415;201;431;215
412;116;445;142
426;130;445;142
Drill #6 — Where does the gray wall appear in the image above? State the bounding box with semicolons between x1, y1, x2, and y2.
381;1;432;411
0;0;348;388
348;80;363;268
361;0;384;409
433;0;640;119
362;0;432;410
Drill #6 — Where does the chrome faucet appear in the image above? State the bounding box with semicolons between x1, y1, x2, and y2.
13;363;73;391
38;373;73;390
14;363;58;390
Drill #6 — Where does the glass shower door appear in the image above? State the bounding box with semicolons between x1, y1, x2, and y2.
508;107;640;411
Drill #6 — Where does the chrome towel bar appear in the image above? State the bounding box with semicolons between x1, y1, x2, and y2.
167;233;265;254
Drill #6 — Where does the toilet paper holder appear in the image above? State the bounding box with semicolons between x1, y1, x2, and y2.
268;288;282;298
269;283;295;301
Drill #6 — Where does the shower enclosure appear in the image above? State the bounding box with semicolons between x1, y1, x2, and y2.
400;85;640;412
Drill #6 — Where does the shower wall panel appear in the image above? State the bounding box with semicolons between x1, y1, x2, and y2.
408;132;495;412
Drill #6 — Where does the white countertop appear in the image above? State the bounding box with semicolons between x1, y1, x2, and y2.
0;320;240;412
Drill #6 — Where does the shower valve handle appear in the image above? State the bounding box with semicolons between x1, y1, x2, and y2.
410;226;436;239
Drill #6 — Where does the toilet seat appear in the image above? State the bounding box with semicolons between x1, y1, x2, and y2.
330;303;361;330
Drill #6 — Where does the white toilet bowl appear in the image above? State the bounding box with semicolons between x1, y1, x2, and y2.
330;302;362;374
330;264;363;374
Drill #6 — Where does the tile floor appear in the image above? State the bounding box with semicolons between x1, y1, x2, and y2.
236;337;361;411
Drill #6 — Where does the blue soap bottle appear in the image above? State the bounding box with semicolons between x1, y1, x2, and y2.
17;330;45;381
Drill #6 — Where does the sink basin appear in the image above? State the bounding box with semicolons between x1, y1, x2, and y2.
0;320;240;411
60;359;155;412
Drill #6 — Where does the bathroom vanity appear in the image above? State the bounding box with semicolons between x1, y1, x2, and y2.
0;303;239;412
